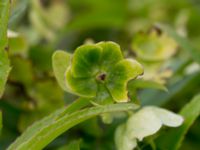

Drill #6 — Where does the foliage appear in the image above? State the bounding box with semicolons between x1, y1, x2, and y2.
0;0;11;97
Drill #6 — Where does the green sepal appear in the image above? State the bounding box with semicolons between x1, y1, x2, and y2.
96;41;123;71
65;68;97;98
107;59;143;102
52;50;72;92
71;44;102;78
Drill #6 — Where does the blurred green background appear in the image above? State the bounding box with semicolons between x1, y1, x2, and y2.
0;0;200;149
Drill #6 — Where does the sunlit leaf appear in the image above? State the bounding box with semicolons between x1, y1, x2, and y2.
8;103;138;150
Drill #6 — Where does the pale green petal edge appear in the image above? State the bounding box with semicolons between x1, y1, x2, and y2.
107;59;144;102
52;50;72;92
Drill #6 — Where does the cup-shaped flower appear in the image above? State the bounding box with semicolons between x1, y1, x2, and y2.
53;41;143;103
132;28;177;62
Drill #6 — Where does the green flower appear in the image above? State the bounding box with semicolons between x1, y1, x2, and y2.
53;41;143;103
132;28;177;62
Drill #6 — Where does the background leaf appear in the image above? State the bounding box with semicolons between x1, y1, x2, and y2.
158;24;200;64
57;140;81;150
155;94;200;150
128;79;168;92
0;111;2;134
0;0;11;97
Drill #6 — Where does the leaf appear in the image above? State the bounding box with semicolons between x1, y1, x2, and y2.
7;102;138;150
158;24;200;64
128;79;168;92
155;94;200;150
8;97;91;150
0;111;2;134
8;30;28;56
9;57;33;87
9;0;29;27
141;72;200;106
30;45;53;71
67;0;127;30
57;140;81;150
0;0;11;97
52;50;71;92
19;80;64;131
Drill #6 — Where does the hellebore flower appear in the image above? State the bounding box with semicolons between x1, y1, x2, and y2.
131;28;177;84
53;41;143;103
132;28;178;62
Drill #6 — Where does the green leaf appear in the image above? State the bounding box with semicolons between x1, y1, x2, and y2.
30;0;69;41
19;80;64;131
107;59;143;102
0;111;2;134
57;140;81;150
31;45;53;71
8;101;138;150
128;79;168;92
9;57;33;87
141;72;200;106
158;24;200;64
8;30;28;56
0;0;11;97
8;0;28;27
52;50;72;91
155;94;200;150
66;0;127;30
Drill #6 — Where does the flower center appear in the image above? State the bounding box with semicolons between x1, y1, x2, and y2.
96;72;107;82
